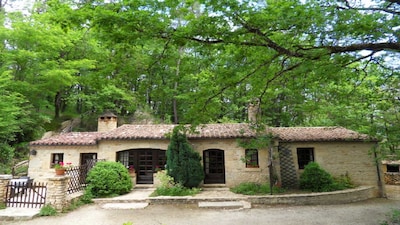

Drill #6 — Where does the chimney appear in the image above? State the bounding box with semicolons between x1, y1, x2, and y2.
98;112;118;132
248;98;260;123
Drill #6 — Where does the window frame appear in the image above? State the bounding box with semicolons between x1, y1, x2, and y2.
387;164;400;173
245;149;259;168
297;148;314;169
51;153;64;168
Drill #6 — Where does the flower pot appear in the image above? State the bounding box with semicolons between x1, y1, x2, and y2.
55;168;66;175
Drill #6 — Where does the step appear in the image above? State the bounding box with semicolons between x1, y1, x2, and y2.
198;201;251;209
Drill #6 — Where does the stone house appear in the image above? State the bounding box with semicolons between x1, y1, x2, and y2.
28;114;383;196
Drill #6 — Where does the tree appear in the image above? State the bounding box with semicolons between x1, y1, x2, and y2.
166;126;204;188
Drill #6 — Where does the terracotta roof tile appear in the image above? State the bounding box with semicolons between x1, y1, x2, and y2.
30;132;101;146
30;124;374;146
272;127;371;142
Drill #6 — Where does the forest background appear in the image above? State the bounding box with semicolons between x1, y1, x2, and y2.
0;0;399;172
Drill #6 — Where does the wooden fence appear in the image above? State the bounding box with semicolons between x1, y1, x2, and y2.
5;181;47;208
66;165;89;194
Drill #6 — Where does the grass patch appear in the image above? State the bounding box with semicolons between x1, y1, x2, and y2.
230;182;285;195
151;184;201;197
381;209;400;225
39;204;57;216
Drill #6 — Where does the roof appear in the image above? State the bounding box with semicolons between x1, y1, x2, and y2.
30;124;374;146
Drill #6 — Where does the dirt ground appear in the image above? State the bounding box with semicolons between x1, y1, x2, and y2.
2;198;400;225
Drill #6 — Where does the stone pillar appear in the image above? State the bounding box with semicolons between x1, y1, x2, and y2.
0;175;12;206
47;175;70;212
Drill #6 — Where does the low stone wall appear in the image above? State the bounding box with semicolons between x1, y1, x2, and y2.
248;186;375;205
385;185;400;200
149;186;376;205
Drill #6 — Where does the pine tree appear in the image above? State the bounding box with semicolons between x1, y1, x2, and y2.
166;126;204;188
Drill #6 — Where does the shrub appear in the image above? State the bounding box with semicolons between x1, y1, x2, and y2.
167;126;204;188
152;171;201;196
332;173;355;190
231;182;285;195
86;161;132;198
299;162;336;192
39;204;57;216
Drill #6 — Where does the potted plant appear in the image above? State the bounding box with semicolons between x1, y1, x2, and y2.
54;162;72;175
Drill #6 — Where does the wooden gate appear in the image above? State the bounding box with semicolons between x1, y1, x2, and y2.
5;181;47;208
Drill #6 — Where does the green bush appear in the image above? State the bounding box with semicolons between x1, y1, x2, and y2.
86;161;132;198
39;204;57;216
299;162;356;192
299;162;336;192
332;173;355;190
231;182;285;195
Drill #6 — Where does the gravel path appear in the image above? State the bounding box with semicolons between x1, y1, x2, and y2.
2;198;400;225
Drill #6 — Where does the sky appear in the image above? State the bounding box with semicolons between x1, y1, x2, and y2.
5;0;33;13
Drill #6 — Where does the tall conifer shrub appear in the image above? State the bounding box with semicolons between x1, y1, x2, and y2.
166;126;204;188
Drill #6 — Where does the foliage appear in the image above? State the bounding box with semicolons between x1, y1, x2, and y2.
230;182;285;195
80;190;94;204
63;193;93;212
154;170;175;189
152;183;201;197
166;126;204;188
2;0;400;162
381;209;400;225
152;170;201;196
85;161;132;198
39;204;57;216
299;162;355;192
0;202;5;210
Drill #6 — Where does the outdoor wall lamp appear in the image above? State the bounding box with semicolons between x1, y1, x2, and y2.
30;149;37;156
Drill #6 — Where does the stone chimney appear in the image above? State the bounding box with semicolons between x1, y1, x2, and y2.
98;112;118;132
248;98;260;123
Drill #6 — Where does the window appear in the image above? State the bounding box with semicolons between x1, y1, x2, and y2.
245;149;259;168
51;153;64;168
297;148;314;169
387;165;400;173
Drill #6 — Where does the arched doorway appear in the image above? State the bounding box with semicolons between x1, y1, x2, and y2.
203;149;225;184
116;149;166;184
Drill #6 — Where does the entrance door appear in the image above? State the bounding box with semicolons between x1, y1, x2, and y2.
137;150;154;184
203;149;225;184
117;149;166;184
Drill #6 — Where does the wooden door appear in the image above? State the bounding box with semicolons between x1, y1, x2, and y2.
203;149;225;184
137;150;154;184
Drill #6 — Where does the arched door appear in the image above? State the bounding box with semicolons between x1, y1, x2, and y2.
203;149;225;184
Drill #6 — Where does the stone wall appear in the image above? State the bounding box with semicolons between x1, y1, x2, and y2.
0;175;12;206
281;141;382;196
46;176;70;212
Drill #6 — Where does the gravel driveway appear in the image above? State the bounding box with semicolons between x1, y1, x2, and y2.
2;198;400;225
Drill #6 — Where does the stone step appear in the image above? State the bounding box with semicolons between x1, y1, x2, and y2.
198;201;251;209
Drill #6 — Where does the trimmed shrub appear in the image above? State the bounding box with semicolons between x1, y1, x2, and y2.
86;161;132;198
299;162;336;192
